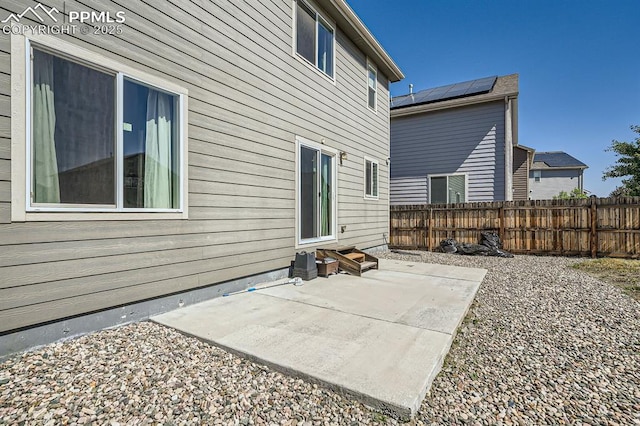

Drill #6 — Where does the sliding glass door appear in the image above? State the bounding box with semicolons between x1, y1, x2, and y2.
299;142;335;243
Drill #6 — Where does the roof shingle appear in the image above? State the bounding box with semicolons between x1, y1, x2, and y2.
532;151;588;169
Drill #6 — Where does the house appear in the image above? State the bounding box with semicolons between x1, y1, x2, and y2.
512;144;536;201
0;0;403;355
389;74;533;204
529;151;588;199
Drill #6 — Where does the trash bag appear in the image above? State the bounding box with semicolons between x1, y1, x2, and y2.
479;231;514;257
440;238;459;253
439;232;515;258
480;231;502;250
457;243;492;256
491;249;514;258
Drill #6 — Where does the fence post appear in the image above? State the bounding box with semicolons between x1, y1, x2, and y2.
428;208;433;252
422;209;428;250
389;208;393;248
499;205;505;243
590;196;597;258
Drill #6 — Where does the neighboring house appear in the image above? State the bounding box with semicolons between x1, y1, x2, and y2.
513;144;536;201
0;0;403;354
390;74;533;204
529;151;588;199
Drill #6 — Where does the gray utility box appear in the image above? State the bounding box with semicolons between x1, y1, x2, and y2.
292;251;317;281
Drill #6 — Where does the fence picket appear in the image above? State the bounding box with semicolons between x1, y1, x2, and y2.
389;197;640;258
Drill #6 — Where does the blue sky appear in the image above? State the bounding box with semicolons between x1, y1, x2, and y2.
348;0;640;197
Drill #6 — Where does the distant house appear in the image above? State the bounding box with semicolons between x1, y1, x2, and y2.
529;152;588;199
513;144;536;201
0;0;403;355
390;74;531;204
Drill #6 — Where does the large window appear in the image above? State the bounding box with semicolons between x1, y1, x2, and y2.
429;174;466;204
367;61;377;111
29;46;183;212
297;138;336;244
364;158;378;199
295;0;334;78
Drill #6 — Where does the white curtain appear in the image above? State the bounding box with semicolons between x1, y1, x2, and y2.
144;90;173;208
32;50;60;203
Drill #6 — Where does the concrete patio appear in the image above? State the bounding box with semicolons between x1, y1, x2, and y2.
152;259;486;419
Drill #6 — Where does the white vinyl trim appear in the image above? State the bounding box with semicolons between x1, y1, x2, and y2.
295;136;338;247
292;0;336;84
363;156;379;199
427;173;469;204
12;34;189;221
366;58;377;113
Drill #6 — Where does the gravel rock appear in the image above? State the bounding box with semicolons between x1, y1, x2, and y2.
0;322;394;425
380;251;640;425
2;252;639;425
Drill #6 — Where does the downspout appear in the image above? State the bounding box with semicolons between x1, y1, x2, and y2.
504;96;513;201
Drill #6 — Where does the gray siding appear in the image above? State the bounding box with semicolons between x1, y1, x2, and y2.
512;147;529;200
390;101;505;205
390;176;427;205
0;0;391;332
529;169;584;200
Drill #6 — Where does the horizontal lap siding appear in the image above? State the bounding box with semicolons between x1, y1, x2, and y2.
391;102;506;204
390;177;427;205
512;147;529;200
529;169;582;200
0;0;391;331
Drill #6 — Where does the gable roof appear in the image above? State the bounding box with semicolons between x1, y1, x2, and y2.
531;151;588;170
390;74;518;117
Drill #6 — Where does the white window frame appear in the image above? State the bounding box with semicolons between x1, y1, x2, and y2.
11;33;189;222
533;170;541;182
366;59;377;112
292;0;336;82
363;157;379;199
428;173;468;204
295;136;338;247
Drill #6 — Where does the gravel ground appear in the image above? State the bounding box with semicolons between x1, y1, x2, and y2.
381;251;640;425
1;252;639;425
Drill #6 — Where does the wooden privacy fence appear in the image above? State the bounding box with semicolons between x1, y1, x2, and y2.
390;197;640;258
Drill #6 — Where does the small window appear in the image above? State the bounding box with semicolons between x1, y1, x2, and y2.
367;62;377;111
364;158;379;198
295;0;334;78
429;174;466;203
29;46;183;212
533;170;541;182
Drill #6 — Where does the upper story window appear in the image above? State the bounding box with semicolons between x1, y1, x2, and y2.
367;61;377;111
295;0;334;78
533;170;541;182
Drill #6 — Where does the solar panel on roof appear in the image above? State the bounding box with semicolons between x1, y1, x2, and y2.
422;91;447;102
464;76;496;95
392;96;414;108
391;76;498;109
412;88;435;103
443;82;472;98
533;152;587;168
